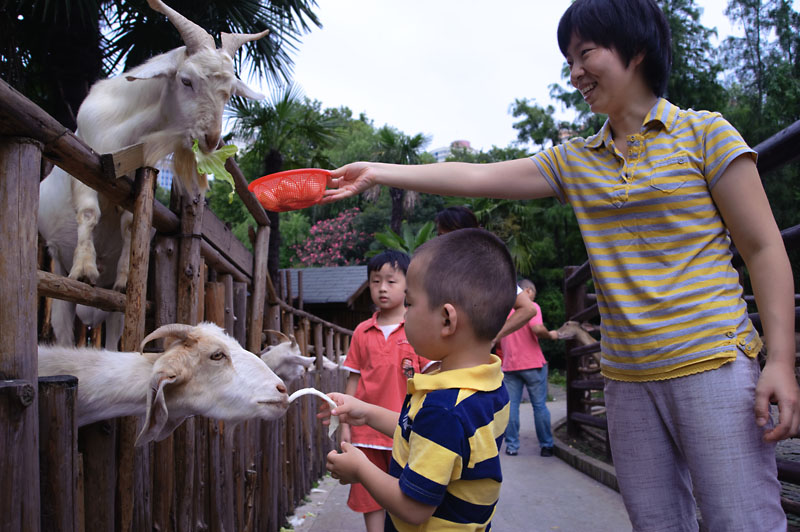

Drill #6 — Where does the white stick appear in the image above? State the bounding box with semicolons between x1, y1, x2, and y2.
289;387;339;438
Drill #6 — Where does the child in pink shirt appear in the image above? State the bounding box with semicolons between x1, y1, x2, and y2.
342;250;433;532
499;279;559;457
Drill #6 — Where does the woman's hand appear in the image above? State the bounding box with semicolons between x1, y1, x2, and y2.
323;162;379;203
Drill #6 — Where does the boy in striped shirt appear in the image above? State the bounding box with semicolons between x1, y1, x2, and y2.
320;228;514;531
324;0;798;529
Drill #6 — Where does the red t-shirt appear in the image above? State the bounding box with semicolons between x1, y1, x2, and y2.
343;312;433;449
499;302;547;372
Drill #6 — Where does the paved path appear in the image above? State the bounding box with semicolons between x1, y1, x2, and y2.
289;388;632;531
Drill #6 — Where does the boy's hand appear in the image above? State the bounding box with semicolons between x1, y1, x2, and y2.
326;442;368;484
755;360;800;441
323;162;376;203
317;392;370;427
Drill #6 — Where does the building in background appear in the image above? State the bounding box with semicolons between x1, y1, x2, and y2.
430;139;476;162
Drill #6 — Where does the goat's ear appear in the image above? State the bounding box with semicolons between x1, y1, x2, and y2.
125;48;182;82
134;373;179;447
232;78;264;100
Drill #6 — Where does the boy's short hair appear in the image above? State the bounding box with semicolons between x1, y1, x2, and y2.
414;228;517;341
367;250;410;276
434;206;479;233
518;279;536;292
557;0;672;97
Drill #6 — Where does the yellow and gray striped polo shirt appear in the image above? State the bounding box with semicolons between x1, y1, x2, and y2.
387;355;508;531
532;98;762;382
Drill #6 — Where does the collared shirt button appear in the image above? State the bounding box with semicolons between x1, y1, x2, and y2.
725;331;735;338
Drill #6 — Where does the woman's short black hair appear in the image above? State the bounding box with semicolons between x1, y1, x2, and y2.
367;250;410;277
434;206;479;234
557;0;672;97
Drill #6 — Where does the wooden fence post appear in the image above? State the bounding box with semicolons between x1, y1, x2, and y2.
0;137;42;532
151;235;178;531
38;376;79;532
248;225;270;353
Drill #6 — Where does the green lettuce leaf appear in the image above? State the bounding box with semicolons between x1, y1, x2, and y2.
193;139;239;201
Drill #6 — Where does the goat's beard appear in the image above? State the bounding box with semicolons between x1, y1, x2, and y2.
141;129;208;196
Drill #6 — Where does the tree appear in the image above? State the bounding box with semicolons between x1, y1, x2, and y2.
660;0;727;111
371;126;430;233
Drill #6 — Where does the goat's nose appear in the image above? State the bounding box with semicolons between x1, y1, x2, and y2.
276;383;287;394
205;133;220;151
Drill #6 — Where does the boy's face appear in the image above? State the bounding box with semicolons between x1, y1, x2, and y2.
369;262;406;312
403;257;441;359
565;32;644;117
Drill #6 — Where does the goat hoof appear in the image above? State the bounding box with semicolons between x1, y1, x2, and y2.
69;265;100;286
113;280;128;293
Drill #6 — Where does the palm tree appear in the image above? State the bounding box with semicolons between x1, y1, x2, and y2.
2;0;321;130
228;84;341;287
371;126;429;233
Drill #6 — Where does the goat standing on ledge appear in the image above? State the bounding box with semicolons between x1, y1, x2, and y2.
38;322;289;446
38;0;268;348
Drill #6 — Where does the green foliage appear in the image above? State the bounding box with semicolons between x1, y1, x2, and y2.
370;221;436;256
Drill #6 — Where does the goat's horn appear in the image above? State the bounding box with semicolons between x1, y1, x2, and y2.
147;0;214;55
264;329;290;343
220;30;269;58
141;323;194;352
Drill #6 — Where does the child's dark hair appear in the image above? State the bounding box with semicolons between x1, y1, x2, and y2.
434;206;479;234
367;250;410;276
557;0;672;97
414;228;516;341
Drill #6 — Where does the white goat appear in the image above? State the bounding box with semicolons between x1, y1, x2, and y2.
39;322;288;446
38;0;268;348
260;329;340;383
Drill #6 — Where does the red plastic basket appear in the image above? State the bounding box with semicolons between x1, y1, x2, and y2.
248;168;330;212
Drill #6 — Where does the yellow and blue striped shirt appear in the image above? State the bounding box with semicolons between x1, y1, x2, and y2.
387;355;509;531
532;98;762;382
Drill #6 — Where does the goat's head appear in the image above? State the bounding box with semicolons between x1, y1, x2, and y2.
259;329;314;383
135;322;288;446
125;0;267;190
555;321;598;344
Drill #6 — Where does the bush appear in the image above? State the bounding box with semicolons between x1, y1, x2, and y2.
292;207;371;266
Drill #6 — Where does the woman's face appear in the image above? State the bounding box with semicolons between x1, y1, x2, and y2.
564;32;643;117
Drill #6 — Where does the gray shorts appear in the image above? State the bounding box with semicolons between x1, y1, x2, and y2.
605;354;785;532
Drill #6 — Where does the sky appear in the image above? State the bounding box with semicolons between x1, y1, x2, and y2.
274;0;746;153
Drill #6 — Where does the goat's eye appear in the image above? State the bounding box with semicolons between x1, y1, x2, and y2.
210;351;225;361
181;78;193;88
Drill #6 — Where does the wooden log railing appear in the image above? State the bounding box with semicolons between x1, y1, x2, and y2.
561;118;800;499
0;75;353;531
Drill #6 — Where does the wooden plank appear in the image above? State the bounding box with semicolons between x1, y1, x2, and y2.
202;210;254;278
569;411;608;430
221;274;235;335
570;378;605;391
100;143;144;179
39;376;80;532
37;270;154;314
0;137;42;532
225;157;269;226
233;282;248;347
200;239;249;283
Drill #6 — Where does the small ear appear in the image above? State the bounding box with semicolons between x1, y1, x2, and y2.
441;304;457;337
125;48;184;82
580;322;597;333
233;78;264;100
294;354;315;369
134;372;179;447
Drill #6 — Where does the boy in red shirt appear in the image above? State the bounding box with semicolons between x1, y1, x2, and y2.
342;250;433;531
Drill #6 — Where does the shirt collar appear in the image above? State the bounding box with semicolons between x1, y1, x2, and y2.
584;98;677;150
407;355;504;394
365;311;405;331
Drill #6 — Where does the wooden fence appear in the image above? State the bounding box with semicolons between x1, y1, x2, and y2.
561;119;800;499
0;77;351;532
